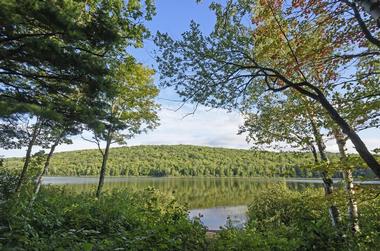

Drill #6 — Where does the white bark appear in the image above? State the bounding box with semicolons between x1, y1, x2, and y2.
334;129;360;234
309;117;342;227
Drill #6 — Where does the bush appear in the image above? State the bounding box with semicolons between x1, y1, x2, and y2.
210;184;380;250
0;187;207;250
2;182;380;250
0;170;19;201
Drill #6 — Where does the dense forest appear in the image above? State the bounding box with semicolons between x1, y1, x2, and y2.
5;145;376;178
4;145;351;177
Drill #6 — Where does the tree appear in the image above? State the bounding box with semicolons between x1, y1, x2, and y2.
240;94;343;228
32;121;81;202
0;0;156;122
85;61;159;197
240;95;319;160
0;114;52;192
154;0;380;177
1;0;157;193
333;128;360;234
327;91;380;234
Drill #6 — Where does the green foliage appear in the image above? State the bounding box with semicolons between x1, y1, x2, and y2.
246;185;339;249
0;170;18;201
0;0;156;121
5;145;329;177
0;187;207;250
1;0;160;194
88;61;159;147
1;173;380;250
209;227;302;251
210;184;380;250
240;94;320;152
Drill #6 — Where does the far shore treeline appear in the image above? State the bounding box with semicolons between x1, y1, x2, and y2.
4;145;375;178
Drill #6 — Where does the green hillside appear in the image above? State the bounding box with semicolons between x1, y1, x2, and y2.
4;145;326;177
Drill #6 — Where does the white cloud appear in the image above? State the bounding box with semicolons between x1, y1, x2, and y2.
0;104;249;158
127;104;249;149
1;103;379;158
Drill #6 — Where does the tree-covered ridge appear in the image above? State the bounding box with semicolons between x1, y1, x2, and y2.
4;144;347;177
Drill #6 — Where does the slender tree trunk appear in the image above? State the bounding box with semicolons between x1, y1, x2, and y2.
15;120;42;193
310;144;319;164
305;91;380;178
309;117;342;228
321;171;341;228
31;135;61;204
334;129;360;234
96;130;112;198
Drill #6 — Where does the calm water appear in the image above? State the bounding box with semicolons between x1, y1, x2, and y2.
41;176;356;230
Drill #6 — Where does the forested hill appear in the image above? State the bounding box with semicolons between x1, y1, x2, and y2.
4;145;368;178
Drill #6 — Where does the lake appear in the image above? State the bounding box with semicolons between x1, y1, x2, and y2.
41;176;377;230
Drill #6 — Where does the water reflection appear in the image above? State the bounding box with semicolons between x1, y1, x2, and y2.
42;177;324;230
189;205;248;230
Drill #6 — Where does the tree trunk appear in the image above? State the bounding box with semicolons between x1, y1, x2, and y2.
96;130;112;198
310;92;380;178
356;0;380;28
334;129;360;234
309;117;342;228
321;170;341;228
31;135;61;204
310;144;319;164
15;120;42;193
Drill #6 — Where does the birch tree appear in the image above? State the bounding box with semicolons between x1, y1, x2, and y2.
241;94;344;228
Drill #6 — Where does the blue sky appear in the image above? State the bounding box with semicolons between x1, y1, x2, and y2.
1;0;379;157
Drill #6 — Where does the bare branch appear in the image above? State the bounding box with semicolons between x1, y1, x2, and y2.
81;135;104;156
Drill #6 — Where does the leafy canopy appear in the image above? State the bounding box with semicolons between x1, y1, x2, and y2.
0;0;156;123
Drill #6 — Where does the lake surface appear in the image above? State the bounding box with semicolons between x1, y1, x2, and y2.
41;176;377;230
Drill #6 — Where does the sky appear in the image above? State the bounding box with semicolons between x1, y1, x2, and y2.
1;0;379;157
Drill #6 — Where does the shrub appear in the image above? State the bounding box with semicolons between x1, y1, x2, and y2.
210;184;380;250
0;170;18;201
0;187;207;250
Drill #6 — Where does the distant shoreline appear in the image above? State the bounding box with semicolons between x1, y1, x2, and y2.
41;176;380;185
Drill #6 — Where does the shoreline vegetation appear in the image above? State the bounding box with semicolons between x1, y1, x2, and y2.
2;181;380;250
4;145;376;179
2;145;379;249
39;176;379;181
